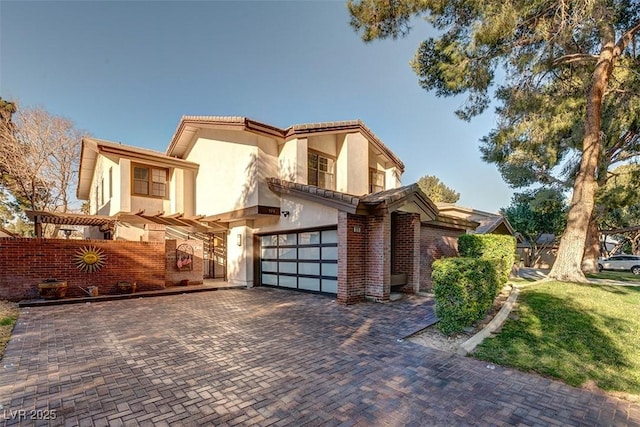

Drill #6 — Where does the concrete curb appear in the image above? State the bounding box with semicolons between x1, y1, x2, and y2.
457;285;520;355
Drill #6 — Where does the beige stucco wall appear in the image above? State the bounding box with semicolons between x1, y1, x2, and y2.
387;167;401;189
226;220;254;287
337;133;369;195
91;154;120;215
252;194;338;234
119;159;132;213
169;168;196;216
308;134;338;157
90;154;195;221
256;137;281;209
278;137;307;182
115;223;145;241
186;129;281;215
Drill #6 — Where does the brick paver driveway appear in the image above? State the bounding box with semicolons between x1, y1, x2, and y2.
1;288;639;426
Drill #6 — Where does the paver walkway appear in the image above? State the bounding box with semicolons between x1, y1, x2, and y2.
1;288;638;426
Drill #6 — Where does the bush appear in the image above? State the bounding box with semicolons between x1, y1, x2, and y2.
458;234;516;287
432;257;500;335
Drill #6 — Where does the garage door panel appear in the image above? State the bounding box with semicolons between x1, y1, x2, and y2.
279;275;297;288
322;279;338;294
278;247;297;259
278;262;297;274
321;229;337;243
299;262;320;275
261;261;277;273
262;274;278;285
262;248;277;258
299;277;320;291
299;231;321;245
259;228;338;295
321;246;338;260
321;263;337;277
299;247;320;259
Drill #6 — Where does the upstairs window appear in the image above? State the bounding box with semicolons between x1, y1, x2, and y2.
308;152;335;190
133;164;168;198
369;168;385;193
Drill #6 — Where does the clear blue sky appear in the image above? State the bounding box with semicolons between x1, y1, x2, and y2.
0;0;513;213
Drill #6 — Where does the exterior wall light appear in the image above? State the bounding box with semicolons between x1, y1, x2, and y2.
237;234;242;246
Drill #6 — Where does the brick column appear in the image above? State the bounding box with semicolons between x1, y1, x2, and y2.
365;214;391;302
391;212;421;294
337;212;366;304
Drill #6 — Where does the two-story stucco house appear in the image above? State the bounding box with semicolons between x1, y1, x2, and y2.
77;116;478;304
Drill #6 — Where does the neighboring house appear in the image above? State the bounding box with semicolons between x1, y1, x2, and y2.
435;204;516;236
76;116;478;303
516;233;557;268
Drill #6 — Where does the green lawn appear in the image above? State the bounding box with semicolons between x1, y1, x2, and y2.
586;270;640;283
473;281;640;399
0;300;18;360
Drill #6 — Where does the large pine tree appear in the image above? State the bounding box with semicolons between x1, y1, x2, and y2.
349;0;640;281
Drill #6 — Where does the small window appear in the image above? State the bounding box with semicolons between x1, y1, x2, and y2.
308;152;335;190
100;178;104;205
132;165;168;197
369;168;385;193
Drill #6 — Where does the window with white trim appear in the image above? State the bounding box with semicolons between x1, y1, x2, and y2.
308;151;335;190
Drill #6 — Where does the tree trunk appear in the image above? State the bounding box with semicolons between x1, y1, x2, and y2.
548;25;616;283
632;231;640;255
582;214;600;273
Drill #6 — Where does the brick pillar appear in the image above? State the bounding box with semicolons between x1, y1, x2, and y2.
391;212;421;294
365;214;391;302
337;212;366;304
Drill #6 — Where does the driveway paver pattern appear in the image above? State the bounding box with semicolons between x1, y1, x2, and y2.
1;288;639;426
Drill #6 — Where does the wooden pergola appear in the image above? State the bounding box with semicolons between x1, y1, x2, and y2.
26;210;226;238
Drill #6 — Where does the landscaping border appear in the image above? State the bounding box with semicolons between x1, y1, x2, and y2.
457;285;519;355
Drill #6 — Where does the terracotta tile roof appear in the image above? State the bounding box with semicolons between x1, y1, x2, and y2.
266;178;442;221
266;178;360;213
359;183;421;205
436;203;515;235
167;116;404;171
475;216;507;234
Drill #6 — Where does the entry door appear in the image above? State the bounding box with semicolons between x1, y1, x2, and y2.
259;228;338;294
204;233;226;279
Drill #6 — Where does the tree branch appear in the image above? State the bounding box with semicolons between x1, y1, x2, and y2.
552;53;599;65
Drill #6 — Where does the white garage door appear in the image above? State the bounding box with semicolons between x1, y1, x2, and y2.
259;228;338;294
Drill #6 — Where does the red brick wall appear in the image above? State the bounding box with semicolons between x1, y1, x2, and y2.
365;215;390;302
391;212;421;293
165;239;204;286
0;238;166;301
337;212;367;304
338;212;396;304
419;225;464;291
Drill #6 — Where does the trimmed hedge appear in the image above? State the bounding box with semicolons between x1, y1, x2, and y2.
458;234;516;287
432;257;500;335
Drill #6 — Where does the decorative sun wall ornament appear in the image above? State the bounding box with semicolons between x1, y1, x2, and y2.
75;246;106;273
